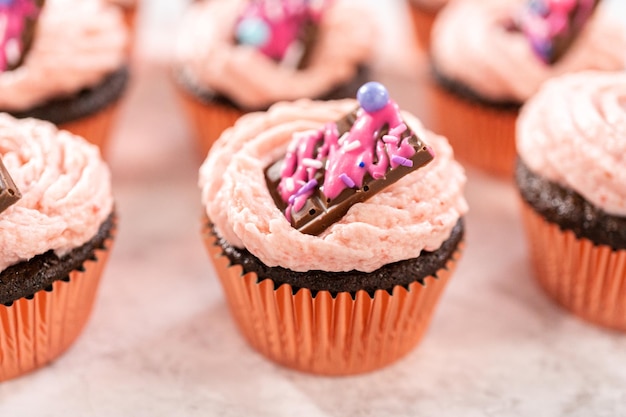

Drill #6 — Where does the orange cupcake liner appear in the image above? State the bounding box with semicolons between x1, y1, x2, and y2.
520;201;626;331
58;103;121;158
0;229;115;382
408;4;436;51
429;84;518;178
177;87;244;158
203;226;462;375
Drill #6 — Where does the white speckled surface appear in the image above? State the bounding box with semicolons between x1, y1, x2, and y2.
0;1;626;416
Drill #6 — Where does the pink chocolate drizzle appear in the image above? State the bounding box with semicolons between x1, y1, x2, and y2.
0;0;42;72
278;98;422;221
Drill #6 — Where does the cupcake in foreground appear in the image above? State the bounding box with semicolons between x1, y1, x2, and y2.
0;114;115;381
516;71;626;330
0;0;129;154
175;0;374;157
199;82;468;375
429;0;625;177
407;0;449;50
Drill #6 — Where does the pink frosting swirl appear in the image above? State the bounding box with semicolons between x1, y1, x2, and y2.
0;114;113;272
0;0;128;112
517;71;626;216
199;99;467;273
175;0;374;110
431;0;626;103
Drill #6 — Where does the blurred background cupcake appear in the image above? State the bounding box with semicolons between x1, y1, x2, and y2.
0;115;116;381
0;0;130;155
428;0;625;177
199;83;468;375
406;0;449;50
174;0;375;157
516;71;626;331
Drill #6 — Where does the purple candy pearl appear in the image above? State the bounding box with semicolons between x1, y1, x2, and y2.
357;82;389;113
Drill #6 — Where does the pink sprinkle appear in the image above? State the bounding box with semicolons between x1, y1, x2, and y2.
382;135;398;144
339;173;355;188
302;158;323;169
343;140;361;152
389;123;407;137
391;155;413;168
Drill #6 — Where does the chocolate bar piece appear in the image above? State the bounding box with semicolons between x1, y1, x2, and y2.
0;157;21;215
265;111;434;236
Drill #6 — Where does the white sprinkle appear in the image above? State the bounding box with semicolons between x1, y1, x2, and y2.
343;140;361;152
338;132;350;145
285;178;295;192
302;158;323;169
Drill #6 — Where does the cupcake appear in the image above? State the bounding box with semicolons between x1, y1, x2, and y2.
0;0;129;154
199;82;468;375
0;114;115;381
175;0;375;157
516;71;626;330
429;0;625;177
407;0;449;50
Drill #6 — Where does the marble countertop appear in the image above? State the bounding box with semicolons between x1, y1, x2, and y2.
1;1;626;416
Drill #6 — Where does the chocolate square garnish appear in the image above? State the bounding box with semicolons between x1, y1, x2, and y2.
0;157;21;215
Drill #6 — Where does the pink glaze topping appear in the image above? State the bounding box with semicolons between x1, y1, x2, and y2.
175;0;374;110
199;99;467;273
0;0;42;72
0;114;113;272
431;0;625;103
0;0;128;112
517;71;626;216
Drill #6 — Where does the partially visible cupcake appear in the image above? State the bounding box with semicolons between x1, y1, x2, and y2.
0;114;115;381
407;0;450;50
199;82;467;375
175;0;375;157
429;0;625;177
0;0;129;154
516;71;626;330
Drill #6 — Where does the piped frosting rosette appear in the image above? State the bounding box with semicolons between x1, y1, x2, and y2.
175;0;374;110
0;0;128;112
0;114;113;271
431;0;626;103
517;71;626;216
199;99;467;273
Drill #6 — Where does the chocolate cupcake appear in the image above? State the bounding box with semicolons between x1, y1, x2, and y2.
428;0;625;177
0;0;129;154
199;82;468;375
516;71;626;330
175;0;375;157
0;114;115;381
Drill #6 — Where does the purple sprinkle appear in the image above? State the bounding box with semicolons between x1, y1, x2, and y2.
296;178;318;196
339;173;356;188
389;123;407;137
288;194;296;204
391;155;413;168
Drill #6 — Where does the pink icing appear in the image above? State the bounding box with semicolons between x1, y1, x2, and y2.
236;0;329;63
0;0;41;71
517;71;626;217
278;99;428;221
0;114;113;272
199;99;467;273
431;0;626;103
518;0;597;64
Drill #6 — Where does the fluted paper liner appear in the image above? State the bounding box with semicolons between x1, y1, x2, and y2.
177;86;244;157
59;103;120;157
203;226;461;375
430;82;518;178
520;201;626;331
408;4;436;51
0;233;115;381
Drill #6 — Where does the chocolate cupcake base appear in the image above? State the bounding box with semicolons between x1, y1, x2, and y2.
516;161;626;330
203;219;464;375
0;214;116;381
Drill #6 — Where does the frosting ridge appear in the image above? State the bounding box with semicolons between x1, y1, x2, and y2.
0;0;128;111
199;99;467;273
0;114;114;271
517;71;626;216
